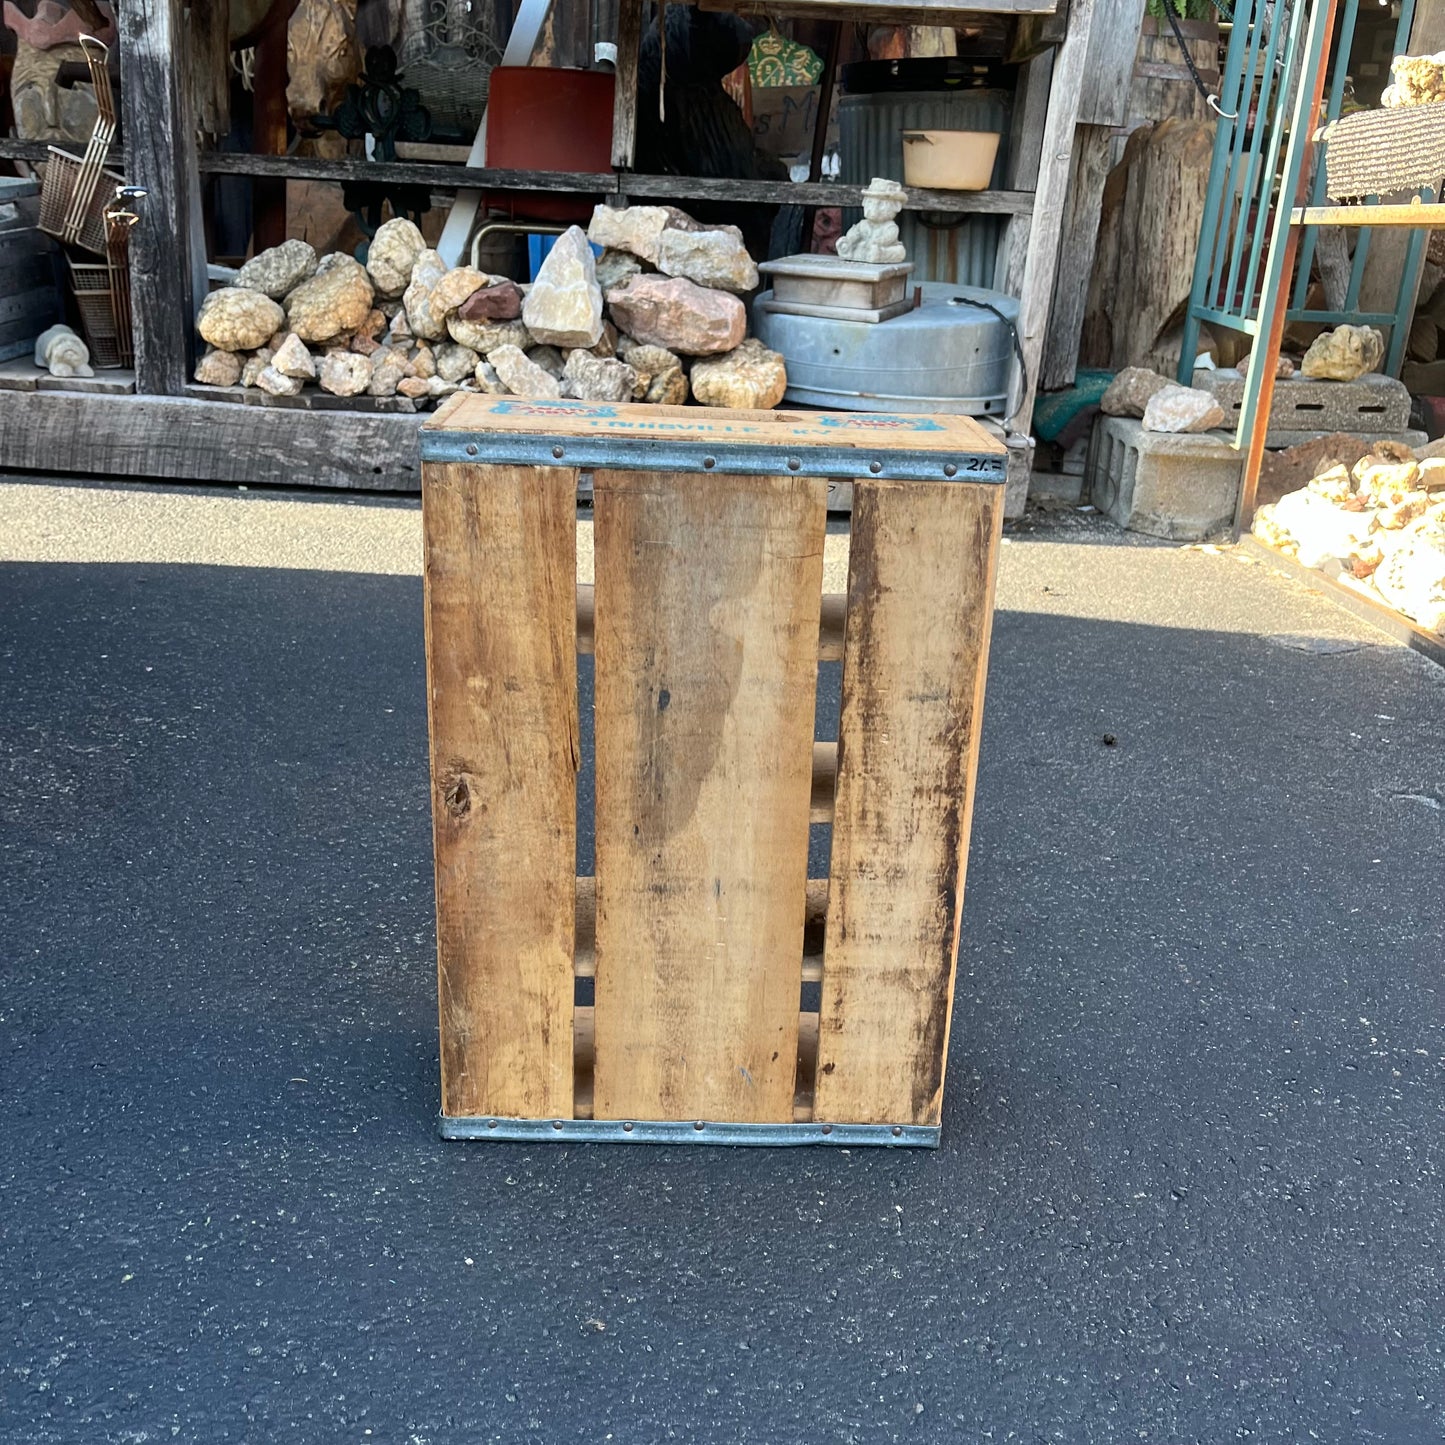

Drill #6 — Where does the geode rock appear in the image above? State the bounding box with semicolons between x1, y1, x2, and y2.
605;275;745;355
690;338;787;409
235;239;318;300
447;314;530;356
457;280;524;322
435;341;480;383
1101;366;1172;418
655;227;757;294
1301;324;1385;381
522;227;604;350
562;349;637;403
430;267;490;322
270;332;316;380
403;249;450;341
367;348;410;397
198;288;285;352
367;218;427;297
490;344;562;399
318;351;373;397
284;255;374;344
193;349;242;387
620;342;688;405
1141;383;1226;433
255;364;305;397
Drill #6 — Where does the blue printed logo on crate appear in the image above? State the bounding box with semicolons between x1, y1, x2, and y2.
818;415;945;432
492;400;619;419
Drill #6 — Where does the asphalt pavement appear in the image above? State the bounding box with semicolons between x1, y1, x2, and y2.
2;478;1442;1444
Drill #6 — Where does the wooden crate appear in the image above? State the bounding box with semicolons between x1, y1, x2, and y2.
419;397;1007;1147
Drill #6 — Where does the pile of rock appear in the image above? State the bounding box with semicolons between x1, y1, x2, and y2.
1100;367;1226;433
193;206;788;411
1253;438;1445;633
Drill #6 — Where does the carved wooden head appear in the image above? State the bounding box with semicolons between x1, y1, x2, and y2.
286;0;361;123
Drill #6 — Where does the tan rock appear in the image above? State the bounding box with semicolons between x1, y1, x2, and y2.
1417;456;1445;489
403;249;450;341
447;314;530;356
527;345;566;379
430;266;490;322
198;288;285;352
357;307;387;339
235;239;317;300
240;348;273;388
1300;324;1385;381
411;344;437;380
284;255;375;343
255;364;305;397
367;348;409;397
474;359;509;394
562;349;637;402
621;342;688;405
655;227;758;294
271;331;316;380
397;376;431;398
1101;366;1172;418
193;349;242;387
690;338;786;409
366;217;427;297
588;203;704;264
490;344;562;399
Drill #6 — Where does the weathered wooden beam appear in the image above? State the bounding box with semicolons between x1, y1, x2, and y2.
117;0;206;396
610;0;644;171
618;173;1034;215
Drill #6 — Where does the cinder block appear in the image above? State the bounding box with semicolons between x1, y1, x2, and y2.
1085;417;1241;540
1194;369;1411;433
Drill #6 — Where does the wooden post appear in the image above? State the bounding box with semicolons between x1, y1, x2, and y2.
611;0;644;171
252;17;290;253
117;0;207;396
993;50;1052;300
1006;0;1098;434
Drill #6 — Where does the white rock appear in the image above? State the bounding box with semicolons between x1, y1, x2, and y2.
198;288;285;352
255;364;305;397
1141;383;1226;433
271;331;316;379
655;227;758;294
318;351;374;396
522;226;604;349
435;341;480;383
193;348;241;387
490;344;562;399
366;218;426;297
403;249;451;341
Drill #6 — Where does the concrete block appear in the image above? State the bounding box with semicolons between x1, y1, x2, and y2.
1085;417;1241;540
1194;369;1411;433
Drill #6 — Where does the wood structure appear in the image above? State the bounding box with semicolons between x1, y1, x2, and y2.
0;0;1113;513
419;395;1006;1146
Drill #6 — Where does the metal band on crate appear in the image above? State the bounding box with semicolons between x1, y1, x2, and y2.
420;432;1007;485
437;1116;941;1148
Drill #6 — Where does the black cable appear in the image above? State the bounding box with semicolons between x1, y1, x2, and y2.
1160;0;1238;117
949;294;1027;409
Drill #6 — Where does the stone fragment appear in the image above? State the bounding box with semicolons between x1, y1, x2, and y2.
397;376;431;398
588;203;704;264
284;255;375;343
1101;366;1172;418
430;267;490;322
620;342;688;405
595;248;643;292
1307;463;1353;504
1356;458;1420;501
606;275;745;355
523;226;604;349
1378;492;1431;529
434;341;479;383
240;348;273;388
1274;486;1377;568
193;349;242;387
366;217;426;297
1142;383;1226;433
490;344;562;399
562;349;637;402
1301;324;1385;381
351;332;382;357
389;308;414;344
410;343;437;380
403;249;450;341
271;331;316;380
447;314;530;355
235;239;318;300
591;320;620;358
457;279;524;321
318;350;373;397
655;227;758;293
690;338;787;409
198;288;285;352
367;348;409;397
527;345;566;378
357;307;387;339
1418;456;1445;490
1374;511;1445;630
255;364;305;397
474;359;509;394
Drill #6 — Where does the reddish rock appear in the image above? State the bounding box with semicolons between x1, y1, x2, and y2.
458;281;524;322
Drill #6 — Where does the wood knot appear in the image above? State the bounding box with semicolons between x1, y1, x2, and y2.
443;773;472;817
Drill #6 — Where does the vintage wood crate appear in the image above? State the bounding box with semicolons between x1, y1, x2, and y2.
419;396;1007;1147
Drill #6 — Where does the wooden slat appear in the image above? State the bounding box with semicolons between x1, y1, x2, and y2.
1292;203;1445;228
575;876;829;982
591;469;826;1122
617;174;1036;216
423;462;579;1119
814;480;1003;1127
577;582;845;659
573;1008;821;1122
610;0;644;170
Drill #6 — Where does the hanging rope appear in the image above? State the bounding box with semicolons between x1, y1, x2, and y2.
1160;0;1239;119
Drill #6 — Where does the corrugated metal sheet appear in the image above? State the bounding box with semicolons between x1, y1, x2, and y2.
838;88;1012;288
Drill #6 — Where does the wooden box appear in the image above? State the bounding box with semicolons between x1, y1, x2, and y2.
419;397;1007;1147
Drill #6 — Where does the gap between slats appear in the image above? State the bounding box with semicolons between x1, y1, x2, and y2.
574;876;830;982
577;583;846;663
572;1006;820;1122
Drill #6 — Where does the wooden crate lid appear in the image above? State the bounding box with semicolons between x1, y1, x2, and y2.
423;395;1006;484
